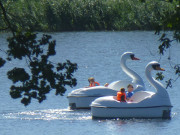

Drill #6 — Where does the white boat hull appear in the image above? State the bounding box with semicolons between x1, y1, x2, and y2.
90;91;172;119
67;96;103;109
67;86;117;109
91;106;172;119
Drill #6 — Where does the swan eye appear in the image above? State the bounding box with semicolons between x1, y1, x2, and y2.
130;54;135;60
152;64;160;70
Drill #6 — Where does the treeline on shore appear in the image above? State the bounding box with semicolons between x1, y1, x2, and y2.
1;0;177;32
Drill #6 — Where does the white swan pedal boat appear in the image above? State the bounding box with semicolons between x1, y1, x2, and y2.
91;61;173;119
67;86;117;109
67;52;145;109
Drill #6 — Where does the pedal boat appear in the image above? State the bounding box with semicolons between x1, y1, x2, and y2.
67;52;144;109
91;61;173;119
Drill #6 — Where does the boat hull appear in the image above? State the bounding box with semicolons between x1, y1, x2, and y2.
67;86;117;109
67;96;103;109
90;92;172;119
91;106;172;119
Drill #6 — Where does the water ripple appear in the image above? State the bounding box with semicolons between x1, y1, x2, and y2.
2;109;92;121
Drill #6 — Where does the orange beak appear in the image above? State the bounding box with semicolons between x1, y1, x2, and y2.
132;57;140;60
160;68;165;71
157;67;165;71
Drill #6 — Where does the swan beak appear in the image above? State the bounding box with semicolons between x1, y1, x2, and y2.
157;67;165;71
160;68;165;71
132;57;140;60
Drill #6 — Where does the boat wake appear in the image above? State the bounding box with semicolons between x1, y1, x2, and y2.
2;108;92;121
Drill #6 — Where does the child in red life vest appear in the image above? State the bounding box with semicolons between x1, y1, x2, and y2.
117;88;126;102
88;77;100;87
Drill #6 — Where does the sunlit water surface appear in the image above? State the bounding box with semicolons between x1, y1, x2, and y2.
0;32;180;135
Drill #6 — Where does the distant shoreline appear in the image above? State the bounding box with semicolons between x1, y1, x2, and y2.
1;0;177;32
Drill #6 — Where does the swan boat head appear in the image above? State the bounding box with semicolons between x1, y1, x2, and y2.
121;52;140;61
145;61;169;98
108;52;145;92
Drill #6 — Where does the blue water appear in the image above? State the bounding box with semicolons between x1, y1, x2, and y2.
0;31;180;135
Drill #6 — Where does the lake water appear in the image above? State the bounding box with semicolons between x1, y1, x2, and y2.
0;31;180;135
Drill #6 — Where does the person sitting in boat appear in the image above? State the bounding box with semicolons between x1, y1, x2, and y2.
104;83;109;87
88;77;100;87
126;84;134;101
117;88;126;102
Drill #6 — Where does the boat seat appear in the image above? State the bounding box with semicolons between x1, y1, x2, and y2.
113;91;154;103
130;91;154;103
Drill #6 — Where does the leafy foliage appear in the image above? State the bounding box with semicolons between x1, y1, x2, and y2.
0;0;177;31
7;68;30;83
156;72;164;80
158;33;172;55
3;31;78;106
156;0;180;88
0;57;6;67
0;1;78;106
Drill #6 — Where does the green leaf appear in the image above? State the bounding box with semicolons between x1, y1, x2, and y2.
7;68;30;83
156;72;164;80
0;57;6;67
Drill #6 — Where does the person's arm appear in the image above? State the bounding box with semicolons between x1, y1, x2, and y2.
95;82;100;86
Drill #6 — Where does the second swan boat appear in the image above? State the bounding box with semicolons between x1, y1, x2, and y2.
67;52;144;109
